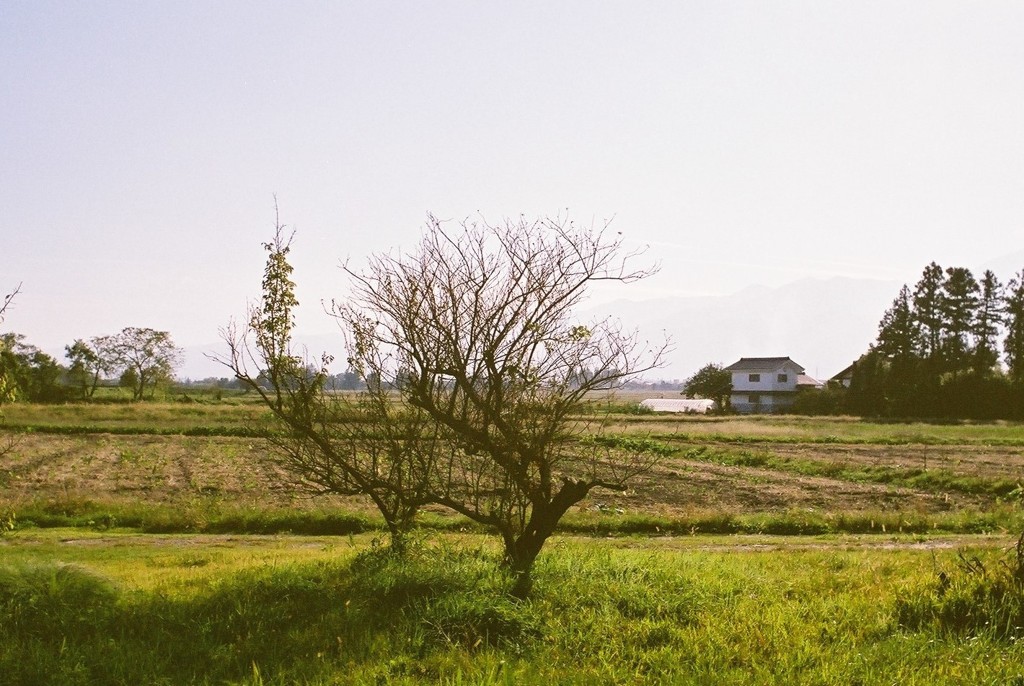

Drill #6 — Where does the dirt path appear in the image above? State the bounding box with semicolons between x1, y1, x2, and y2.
5;530;1015;554
589;533;1017;553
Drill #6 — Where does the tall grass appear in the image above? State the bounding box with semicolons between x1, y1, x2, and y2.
7;495;1021;538
8;497;375;536
3;535;1024;684
896;534;1024;639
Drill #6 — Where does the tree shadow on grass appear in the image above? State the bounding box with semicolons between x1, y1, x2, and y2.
0;546;539;685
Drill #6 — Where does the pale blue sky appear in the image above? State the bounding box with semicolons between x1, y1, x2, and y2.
2;1;1023;374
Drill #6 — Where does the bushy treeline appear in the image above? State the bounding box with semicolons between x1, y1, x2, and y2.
0;327;181;403
804;263;1024;419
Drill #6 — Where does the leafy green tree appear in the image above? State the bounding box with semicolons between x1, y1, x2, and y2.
64;336;114;399
250;225;300;410
1005;271;1024;385
681;363;732;410
118;366;140;394
222;222;435;553
0;333;66;402
109;328;182;400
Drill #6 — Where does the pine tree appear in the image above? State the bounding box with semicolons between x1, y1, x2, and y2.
1005;271;1024;385
912;262;945;360
940;266;980;375
876;284;918;360
972;269;1004;376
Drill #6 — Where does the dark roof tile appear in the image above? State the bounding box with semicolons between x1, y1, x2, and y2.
723;357;806;373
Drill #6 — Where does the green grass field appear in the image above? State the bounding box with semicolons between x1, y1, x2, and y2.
3;401;1024;684
2;530;1022;685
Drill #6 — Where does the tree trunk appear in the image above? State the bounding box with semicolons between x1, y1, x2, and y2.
503;480;592;598
505;529;547;599
386;521;408;557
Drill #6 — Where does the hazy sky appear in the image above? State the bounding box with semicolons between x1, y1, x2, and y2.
3;1;1023;371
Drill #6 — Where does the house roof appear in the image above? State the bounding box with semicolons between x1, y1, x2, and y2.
723;357;806;373
796;374;824;388
830;361;857;381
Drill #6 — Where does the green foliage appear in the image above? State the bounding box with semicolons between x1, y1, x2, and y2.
788;386;847;415
0;562;119;663
853;262;1024;419
877;284;919;359
897;536;1024;639
682;362;732;410
8;492;1018;539
64;338;112;400
109;327;182;401
973;270;1004;375
0;508;15;535
682;445;1022;499
579;433;678;457
8;498;376;536
1006;271;1024;384
4;536;1024;684
0;333;69;403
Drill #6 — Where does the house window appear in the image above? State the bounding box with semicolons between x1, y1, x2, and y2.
748;373;760;382
748;393;761;404
777;374;788;383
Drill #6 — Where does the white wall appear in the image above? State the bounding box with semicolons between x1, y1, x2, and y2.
730;362;801;392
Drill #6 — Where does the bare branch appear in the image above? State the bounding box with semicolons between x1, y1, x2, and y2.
340;212;670;593
0;283;22;324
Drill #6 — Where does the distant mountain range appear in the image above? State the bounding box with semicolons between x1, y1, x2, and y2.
575;276;901;383
180;276;902;384
982;248;1024;282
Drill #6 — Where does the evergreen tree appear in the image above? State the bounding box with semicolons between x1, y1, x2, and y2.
846;350;887;416
972;269;1004;376
939;266;980;375
876;284;918;360
912;262;945;360
1005;271;1024;385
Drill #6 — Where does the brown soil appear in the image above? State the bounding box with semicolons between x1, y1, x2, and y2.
3;431;1019;518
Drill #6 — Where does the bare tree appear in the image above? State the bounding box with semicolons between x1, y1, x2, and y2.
1;283;20;323
219;223;438;552
1;285;22;404
1;283;22;458
339;214;669;595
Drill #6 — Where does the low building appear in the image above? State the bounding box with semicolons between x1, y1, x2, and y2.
724;356;806;413
829;361;857;388
640;398;716;414
797;374;824;390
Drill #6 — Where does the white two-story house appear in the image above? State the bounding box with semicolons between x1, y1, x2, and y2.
724;357;806;414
